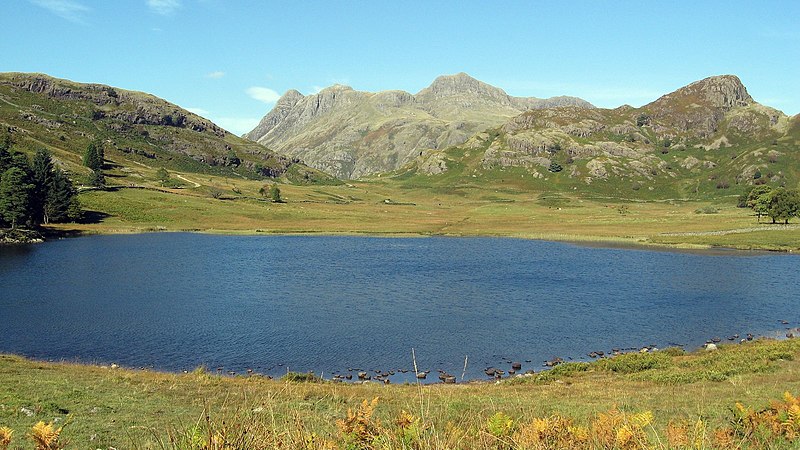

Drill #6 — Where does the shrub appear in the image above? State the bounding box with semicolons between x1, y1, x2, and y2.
0;427;13;450
597;351;672;374
486;412;514;438
30;421;64;450
282;371;322;383
337;398;382;449
694;206;719;214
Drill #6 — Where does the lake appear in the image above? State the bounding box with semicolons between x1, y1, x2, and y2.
1;233;798;382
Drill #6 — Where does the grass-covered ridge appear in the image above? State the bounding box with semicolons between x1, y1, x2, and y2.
0;72;335;185
1;338;799;448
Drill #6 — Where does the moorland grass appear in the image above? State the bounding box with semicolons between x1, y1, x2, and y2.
46;163;800;252
1;339;800;448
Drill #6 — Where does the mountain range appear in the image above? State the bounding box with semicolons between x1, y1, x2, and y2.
244;72;592;179
1;71;797;200
247;73;799;198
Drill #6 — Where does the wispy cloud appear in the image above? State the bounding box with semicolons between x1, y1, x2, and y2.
30;0;89;23
308;85;324;95
186;107;210;116
206;71;225;79
246;86;281;104
147;0;181;15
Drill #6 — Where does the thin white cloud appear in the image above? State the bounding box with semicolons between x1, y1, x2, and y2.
308;85;324;95
186;107;210;116
147;0;181;15
30;0;89;23
246;86;281;104
213;117;262;136
207;71;225;79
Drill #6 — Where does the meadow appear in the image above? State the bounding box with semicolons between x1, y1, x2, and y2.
44;156;800;252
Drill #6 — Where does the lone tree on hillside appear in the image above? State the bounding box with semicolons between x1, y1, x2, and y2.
83;140;104;171
156;167;170;186
83;140;105;189
269;184;282;203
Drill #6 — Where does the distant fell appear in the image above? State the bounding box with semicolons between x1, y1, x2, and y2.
388;74;797;200
244;73;593;179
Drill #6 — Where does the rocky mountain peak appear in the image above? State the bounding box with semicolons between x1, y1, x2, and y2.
648;75;753;111
277;89;304;106
416;72;508;101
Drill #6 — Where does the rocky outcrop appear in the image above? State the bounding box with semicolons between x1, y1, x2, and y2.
0;228;44;245
642;75;753;138
3;73;226;137
245;73;594;179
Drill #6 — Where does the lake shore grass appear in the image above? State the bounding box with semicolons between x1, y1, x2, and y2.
36;167;800;252
2;338;800;448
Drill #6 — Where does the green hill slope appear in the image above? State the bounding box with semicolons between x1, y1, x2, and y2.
0;72;334;184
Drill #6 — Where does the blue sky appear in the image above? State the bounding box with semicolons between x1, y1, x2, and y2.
2;1;798;135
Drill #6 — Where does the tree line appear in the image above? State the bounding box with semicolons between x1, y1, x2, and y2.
739;185;800;224
0;133;81;229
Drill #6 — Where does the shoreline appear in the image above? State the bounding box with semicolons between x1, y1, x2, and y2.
6;327;795;385
12;224;799;255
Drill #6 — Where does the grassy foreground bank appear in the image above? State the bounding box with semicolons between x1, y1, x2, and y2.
1;339;800;449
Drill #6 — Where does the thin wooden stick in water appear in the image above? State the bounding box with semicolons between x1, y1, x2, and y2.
411;347;424;420
461;355;468;381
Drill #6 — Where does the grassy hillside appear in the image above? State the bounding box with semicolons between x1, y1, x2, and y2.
0;73;335;185
1;338;799;448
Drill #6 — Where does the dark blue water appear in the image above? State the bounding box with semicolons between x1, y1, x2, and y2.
1;233;798;382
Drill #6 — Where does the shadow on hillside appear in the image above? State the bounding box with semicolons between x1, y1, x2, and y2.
80;210;111;224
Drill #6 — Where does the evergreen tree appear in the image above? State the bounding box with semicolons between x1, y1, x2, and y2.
83;140;103;171
0;167;33;228
10;152;31;173
0;130;11;172
89;170;105;189
31;148;54;224
44;167;78;224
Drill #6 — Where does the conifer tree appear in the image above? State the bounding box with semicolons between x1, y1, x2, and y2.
31;149;54;224
44;167;78;224
0;167;33;229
